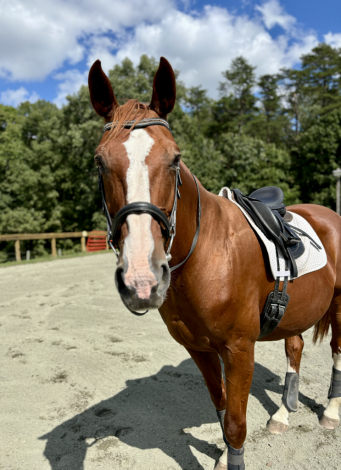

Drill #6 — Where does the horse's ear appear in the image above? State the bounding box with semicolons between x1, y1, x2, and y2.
88;60;118;119
150;57;176;119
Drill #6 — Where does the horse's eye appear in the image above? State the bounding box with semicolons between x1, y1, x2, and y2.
94;155;103;167
171;154;181;167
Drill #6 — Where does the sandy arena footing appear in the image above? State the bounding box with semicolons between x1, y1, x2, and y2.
0;253;340;470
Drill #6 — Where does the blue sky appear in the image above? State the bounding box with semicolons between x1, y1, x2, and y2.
190;0;341;37
0;0;340;108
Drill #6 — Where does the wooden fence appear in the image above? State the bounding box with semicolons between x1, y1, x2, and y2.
0;231;107;261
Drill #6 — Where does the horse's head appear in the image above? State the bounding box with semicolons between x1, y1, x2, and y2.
88;57;179;313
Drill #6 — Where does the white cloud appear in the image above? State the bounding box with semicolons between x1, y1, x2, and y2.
0;87;39;107
0;0;175;81
325;32;341;49
53;69;88;107
0;0;323;101
255;0;296;31
87;5;318;98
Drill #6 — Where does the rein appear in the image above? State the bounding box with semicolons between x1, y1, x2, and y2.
98;117;201;314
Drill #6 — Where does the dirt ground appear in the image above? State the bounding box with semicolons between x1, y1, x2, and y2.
0;253;340;470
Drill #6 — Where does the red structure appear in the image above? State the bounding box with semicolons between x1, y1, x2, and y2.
86;231;107;252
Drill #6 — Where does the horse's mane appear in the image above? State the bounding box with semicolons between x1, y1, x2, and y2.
107;99;149;140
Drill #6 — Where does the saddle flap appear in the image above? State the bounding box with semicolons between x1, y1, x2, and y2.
249;200;281;238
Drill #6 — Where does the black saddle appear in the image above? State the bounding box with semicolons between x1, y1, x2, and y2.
249;186;286;216
232;186;304;278
232;186;323;339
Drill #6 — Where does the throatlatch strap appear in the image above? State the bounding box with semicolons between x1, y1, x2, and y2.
169;174;201;273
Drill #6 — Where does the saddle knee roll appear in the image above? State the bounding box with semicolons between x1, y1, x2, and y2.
282;372;299;412
328;367;341;399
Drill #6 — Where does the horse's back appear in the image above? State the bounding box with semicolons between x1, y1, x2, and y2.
288;203;341;288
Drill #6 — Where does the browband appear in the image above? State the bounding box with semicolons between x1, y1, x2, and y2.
103;117;171;133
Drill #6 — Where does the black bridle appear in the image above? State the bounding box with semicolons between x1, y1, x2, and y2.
98;117;201;296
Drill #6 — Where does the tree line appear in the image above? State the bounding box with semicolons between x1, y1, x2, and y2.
1;43;341;257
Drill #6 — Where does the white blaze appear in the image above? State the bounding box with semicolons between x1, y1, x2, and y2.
122;129;157;299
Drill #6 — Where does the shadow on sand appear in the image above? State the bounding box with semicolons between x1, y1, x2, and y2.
39;360;323;470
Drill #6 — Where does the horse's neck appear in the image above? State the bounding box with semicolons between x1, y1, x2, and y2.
170;164;227;269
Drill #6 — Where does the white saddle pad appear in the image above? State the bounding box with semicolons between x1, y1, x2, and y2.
219;187;327;281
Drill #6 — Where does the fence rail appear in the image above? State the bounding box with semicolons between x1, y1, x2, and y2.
0;231;107;261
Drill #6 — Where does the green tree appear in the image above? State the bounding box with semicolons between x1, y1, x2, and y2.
251;74;289;146
216;133;300;205
3;46;341;260
281;44;341;139
292;110;341;208
300;43;341;114
0;102;62;235
57;85;104;231
212;57;257;135
108;55;187;105
108;55;158;104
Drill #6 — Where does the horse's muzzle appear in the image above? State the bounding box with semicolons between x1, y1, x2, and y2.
115;260;170;311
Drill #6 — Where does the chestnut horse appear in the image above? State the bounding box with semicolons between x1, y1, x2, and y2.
88;57;341;470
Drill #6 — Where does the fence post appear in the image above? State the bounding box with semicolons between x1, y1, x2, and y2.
51;238;57;257
81;231;87;252
15;240;21;261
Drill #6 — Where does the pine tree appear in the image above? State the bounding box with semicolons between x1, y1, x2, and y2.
212;57;257;135
300;43;341;115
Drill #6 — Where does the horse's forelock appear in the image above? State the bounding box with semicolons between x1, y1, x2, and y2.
107;100;149;140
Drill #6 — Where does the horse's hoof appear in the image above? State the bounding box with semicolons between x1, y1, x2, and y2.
319;414;340;430
214;462;227;470
266;418;289;434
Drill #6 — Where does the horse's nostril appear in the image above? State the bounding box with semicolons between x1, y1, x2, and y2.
116;266;137;297
115;266;125;290
115;266;135;294
160;262;170;284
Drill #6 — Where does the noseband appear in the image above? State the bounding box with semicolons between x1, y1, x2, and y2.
97;117;201;313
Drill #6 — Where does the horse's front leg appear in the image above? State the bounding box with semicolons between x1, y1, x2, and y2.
186;348;227;410
215;339;255;470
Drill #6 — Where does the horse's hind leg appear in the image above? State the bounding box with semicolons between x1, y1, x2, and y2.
319;301;341;429
267;335;303;434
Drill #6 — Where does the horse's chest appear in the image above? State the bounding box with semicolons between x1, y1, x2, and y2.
163;315;216;352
